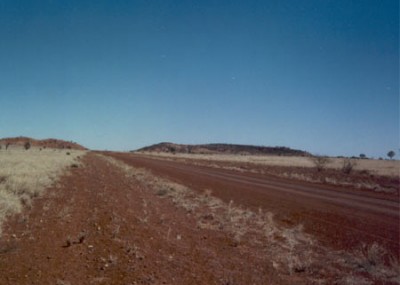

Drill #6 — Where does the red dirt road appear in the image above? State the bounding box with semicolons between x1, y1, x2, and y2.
107;153;400;255
0;152;398;284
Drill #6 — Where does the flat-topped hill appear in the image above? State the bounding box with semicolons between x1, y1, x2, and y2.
137;142;309;156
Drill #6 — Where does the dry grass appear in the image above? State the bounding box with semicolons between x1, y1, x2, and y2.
138;152;400;177
0;148;86;235
101;155;400;284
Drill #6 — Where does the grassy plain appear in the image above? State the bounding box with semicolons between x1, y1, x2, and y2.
0;148;85;235
138;151;399;177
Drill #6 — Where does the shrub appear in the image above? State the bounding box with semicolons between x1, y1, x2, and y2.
342;158;357;174
310;156;330;172
24;142;31;150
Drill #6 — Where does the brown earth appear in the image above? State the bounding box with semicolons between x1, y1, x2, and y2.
0;137;87;150
0;151;398;284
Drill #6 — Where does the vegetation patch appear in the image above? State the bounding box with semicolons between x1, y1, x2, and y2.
0;148;86;236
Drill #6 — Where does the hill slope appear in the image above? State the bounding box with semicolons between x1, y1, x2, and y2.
0;137;87;150
137;142;309;156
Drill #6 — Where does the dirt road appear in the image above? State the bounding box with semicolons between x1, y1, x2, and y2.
0;153;284;285
0;152;398;284
107;153;400;254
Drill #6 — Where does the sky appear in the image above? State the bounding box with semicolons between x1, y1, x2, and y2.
0;0;398;158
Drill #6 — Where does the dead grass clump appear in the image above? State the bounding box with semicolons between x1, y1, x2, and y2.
156;188;168;196
349;243;400;282
336;275;374;285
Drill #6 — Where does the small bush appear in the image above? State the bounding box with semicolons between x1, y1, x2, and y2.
310;156;331;172
24;142;31;150
342;158;357;174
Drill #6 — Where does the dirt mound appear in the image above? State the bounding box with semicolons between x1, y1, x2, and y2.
0;137;87;150
137;142;309;156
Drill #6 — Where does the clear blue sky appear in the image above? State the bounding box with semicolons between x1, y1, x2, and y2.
0;0;398;157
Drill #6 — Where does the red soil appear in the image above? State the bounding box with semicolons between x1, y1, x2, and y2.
0;152;398;284
0;153;284;285
106;153;400;256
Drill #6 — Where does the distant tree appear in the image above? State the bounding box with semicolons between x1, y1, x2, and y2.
24;142;31;150
359;153;366;159
387;150;395;160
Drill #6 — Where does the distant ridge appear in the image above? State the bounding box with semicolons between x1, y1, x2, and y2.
0;137;87;150
136;143;310;156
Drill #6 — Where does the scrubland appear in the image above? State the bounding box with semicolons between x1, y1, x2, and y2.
0;148;85;235
138;151;399;177
138;152;400;195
